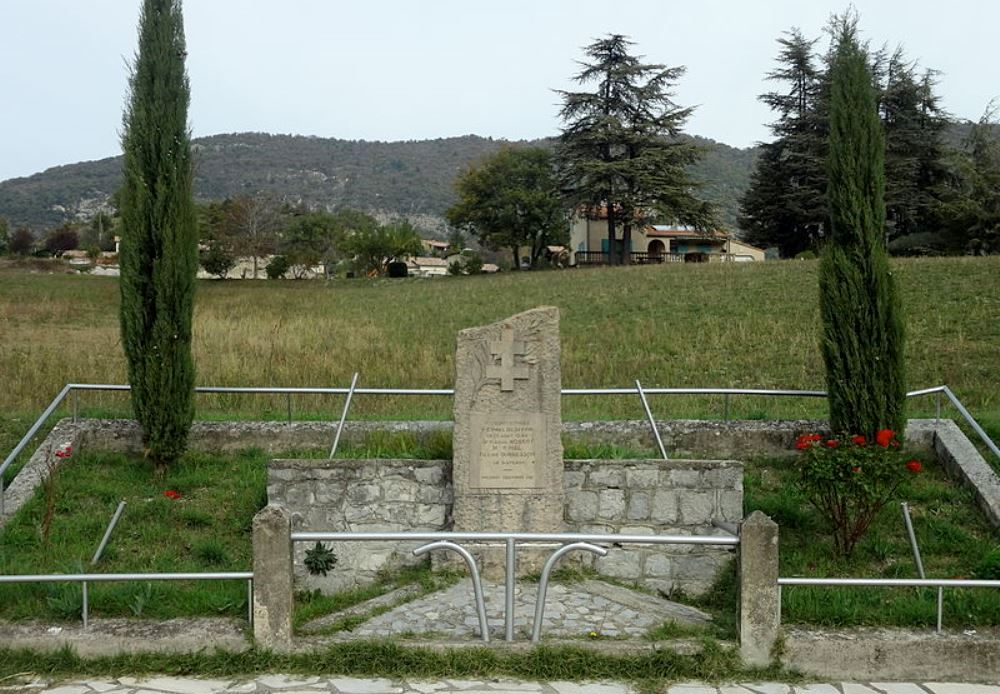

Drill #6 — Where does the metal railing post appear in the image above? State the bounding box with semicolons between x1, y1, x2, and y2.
505;538;515;642
286;393;292;424
724;393;730;422
79;500;127;628
635;379;668;460
900;502;925;579
937;587;944;633
82;581;88;628
943;386;1000;461
92;501;127;565
73;390;79;423
329;372;360;459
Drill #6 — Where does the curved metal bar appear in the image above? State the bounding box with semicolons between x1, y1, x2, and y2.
412;540;490;642
531;542;608;643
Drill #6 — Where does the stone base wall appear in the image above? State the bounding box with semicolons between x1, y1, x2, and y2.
564;459;742;595
267;459;452;593
268;456;742;596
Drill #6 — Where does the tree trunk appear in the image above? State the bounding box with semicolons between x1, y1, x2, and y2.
607;207;618;265
511;247;520;270
622;222;632;265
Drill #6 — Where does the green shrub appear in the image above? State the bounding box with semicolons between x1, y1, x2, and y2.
793;429;922;556
266;254;289;279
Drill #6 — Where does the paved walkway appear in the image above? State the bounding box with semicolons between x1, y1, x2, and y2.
304;579;711;640
9;675;999;694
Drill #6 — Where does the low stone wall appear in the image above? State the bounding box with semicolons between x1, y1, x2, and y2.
268;459;452;592
564;459;742;595
267;456;741;596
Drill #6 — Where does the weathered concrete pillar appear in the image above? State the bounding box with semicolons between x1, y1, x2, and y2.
252;504;293;650
738;510;780;666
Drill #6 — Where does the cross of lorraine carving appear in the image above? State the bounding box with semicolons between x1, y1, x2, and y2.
486;324;530;391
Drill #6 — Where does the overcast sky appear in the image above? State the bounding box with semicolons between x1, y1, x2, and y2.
1;0;996;182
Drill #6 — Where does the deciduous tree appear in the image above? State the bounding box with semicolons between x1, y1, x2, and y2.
343;220;422;276
446;146;567;270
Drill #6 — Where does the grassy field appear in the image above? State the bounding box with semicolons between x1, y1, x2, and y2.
1;256;997;436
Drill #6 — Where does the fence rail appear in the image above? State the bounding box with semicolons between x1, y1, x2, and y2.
778;576;1000;633
3;382;998;516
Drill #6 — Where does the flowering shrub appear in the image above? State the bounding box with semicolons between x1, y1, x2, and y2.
794;429;920;556
163;489;182;500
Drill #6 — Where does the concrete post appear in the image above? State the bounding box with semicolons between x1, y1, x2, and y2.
738;510;780;666
252;504;293;650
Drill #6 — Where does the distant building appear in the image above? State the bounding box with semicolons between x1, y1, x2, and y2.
569;212;764;265
406;256;451;278
420;238;451;256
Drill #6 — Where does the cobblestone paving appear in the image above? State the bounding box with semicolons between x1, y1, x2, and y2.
6;675;999;694
333;579;711;640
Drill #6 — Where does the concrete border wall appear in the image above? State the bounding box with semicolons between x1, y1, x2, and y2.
5;418;995;531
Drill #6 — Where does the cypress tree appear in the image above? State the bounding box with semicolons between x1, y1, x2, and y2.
819;23;906;439
119;0;198;469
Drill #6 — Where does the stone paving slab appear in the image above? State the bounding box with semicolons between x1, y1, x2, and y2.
339;579;710;640
7;676;999;694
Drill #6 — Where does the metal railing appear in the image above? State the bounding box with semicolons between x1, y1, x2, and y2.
290;530;739;642
3;382;997;515
778;576;1000;633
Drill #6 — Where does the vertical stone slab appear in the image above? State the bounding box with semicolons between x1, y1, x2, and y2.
252;504;293;650
452;307;564;574
738;510;780;666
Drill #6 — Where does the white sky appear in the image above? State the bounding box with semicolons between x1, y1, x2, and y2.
1;0;996;182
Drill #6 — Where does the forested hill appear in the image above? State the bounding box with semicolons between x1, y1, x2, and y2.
0;132;757;233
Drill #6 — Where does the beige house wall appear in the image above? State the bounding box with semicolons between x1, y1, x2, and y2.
725;240;766;262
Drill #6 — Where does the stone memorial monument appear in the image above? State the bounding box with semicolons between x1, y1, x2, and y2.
450;306;564;573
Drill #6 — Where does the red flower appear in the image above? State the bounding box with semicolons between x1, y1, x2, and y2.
163;490;182;500
875;429;895;447
852;466;861;474
906;460;922;473
851;435;866;446
825;439;840;448
795;433;823;449
54;444;73;459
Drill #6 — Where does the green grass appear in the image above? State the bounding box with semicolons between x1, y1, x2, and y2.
0;449;267;620
2;435;998;631
743;453;1000;628
1;257;998;428
0;640;798;688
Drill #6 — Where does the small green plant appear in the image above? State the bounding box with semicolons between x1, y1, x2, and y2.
129;582;156;617
975;549;1000;580
794;429;922;556
45;583;82;620
192;539;229;566
304;542;337;576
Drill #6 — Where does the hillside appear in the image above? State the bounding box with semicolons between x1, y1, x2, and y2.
0;132;757;234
